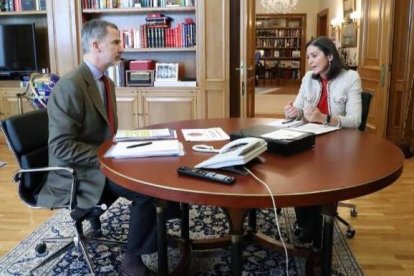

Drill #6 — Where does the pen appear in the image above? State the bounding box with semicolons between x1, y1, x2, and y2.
126;142;153;148
282;119;295;124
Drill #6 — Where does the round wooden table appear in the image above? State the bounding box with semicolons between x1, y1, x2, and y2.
99;118;404;276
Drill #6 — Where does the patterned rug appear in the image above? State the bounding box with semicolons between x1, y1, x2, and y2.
0;198;363;275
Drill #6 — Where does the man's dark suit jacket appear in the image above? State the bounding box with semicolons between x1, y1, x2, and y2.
38;61;118;209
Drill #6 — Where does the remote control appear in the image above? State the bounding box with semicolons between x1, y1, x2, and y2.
177;166;235;185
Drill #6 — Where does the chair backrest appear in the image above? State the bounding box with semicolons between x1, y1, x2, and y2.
359;91;373;131
1;109;49;206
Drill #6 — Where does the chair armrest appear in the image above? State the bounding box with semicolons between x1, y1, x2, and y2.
13;166;78;210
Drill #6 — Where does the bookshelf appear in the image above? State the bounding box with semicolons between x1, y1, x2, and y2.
256;13;306;84
80;1;197;84
74;0;200;129
0;1;229;125
0;1;50;119
0;4;50;75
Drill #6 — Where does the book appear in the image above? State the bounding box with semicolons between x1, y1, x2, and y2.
105;140;183;158
21;0;35;10
114;128;177;142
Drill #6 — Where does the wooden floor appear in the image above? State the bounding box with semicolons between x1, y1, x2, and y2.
1;135;414;275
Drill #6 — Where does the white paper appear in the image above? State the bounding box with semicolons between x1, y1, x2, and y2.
261;129;308;140
105;140;184;158
265;119;304;128
289;123;340;135
181;127;230;141
114;128;176;141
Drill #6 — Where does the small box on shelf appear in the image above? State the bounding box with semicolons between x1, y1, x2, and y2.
129;60;155;71
125;70;155;87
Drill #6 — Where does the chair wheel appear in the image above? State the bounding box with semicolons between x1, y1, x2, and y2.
35;242;47;254
350;208;358;217
346;229;356;239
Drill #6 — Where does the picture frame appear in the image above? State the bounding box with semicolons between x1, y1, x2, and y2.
343;0;356;19
155;63;179;81
341;21;357;48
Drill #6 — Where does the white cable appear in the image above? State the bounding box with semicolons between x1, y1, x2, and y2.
244;167;289;276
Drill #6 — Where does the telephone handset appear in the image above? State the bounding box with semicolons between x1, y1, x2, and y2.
194;137;267;169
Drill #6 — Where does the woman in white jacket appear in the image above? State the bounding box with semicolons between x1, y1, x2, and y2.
284;36;362;245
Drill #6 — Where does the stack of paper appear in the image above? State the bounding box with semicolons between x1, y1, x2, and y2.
105;140;183;158
265;119;304;128
181;127;230;141
289;123;340;135
114;128;176;142
261;129;309;140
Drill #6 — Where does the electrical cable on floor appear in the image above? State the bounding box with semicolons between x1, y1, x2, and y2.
244;166;289;276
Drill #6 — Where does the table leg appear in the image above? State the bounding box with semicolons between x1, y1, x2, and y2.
180;203;190;242
247;209;257;233
156;200;168;276
223;208;250;276
321;203;337;276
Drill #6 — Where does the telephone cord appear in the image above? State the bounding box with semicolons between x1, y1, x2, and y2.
244;166;289;276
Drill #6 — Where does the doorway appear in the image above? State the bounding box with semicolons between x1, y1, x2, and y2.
317;8;329;37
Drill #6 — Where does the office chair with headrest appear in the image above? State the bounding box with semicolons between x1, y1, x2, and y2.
1;109;123;274
336;90;373;238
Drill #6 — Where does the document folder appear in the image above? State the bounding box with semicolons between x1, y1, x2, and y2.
230;125;315;156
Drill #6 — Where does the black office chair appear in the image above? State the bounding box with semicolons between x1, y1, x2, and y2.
336;90;373;238
0;109;122;274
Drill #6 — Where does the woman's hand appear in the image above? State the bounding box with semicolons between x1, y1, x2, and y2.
304;106;324;123
284;101;299;119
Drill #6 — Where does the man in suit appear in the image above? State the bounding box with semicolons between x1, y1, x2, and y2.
37;19;172;275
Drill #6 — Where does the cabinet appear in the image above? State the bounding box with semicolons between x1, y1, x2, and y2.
255;14;306;84
141;89;197;126
0;87;35;120
115;87;197;129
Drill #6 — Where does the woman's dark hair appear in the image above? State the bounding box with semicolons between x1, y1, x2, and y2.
306;36;344;80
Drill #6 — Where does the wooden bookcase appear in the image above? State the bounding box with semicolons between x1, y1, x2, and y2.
0;10;50;75
74;1;199;129
256;13;306;84
0;5;50;119
0;1;230;125
79;3;197;83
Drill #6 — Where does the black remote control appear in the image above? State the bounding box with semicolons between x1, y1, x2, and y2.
177;166;235;185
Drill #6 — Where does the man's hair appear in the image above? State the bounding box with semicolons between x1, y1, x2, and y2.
306;36;344;80
81;19;118;54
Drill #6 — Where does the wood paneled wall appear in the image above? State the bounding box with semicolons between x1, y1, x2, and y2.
386;0;414;144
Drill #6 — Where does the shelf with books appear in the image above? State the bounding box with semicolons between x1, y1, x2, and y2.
123;47;196;53
256;13;306;84
0;0;46;12
82;7;195;14
80;2;197;84
0;10;46;15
